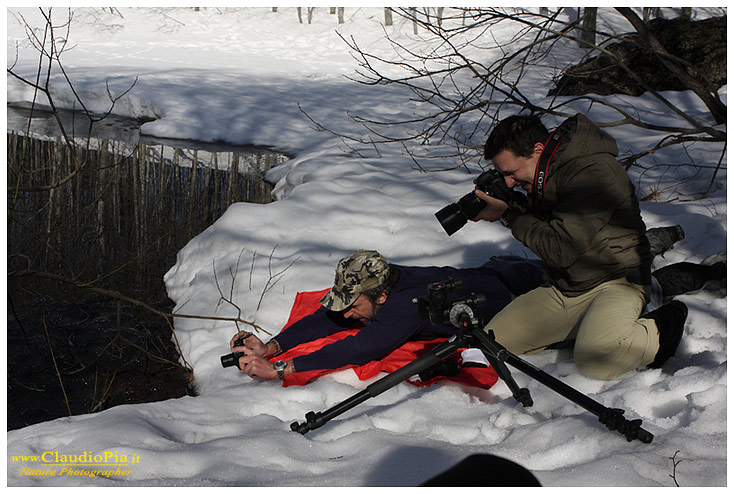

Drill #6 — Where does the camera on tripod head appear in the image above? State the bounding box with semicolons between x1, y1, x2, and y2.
414;278;486;329
435;168;513;236
220;334;247;369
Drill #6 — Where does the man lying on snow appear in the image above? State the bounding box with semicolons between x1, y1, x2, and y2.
230;242;724;383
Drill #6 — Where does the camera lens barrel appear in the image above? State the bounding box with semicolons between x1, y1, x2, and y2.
435;169;513;236
457;191;489;221
435;191;487;236
221;351;244;368
435;203;466;236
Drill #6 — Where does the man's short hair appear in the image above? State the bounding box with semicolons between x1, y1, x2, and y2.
361;264;400;304
484;114;550;160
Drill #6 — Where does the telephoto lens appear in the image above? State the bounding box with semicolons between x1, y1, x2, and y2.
435;169;515;236
435;192;487;236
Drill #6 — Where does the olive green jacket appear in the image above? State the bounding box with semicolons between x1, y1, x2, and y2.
503;114;652;296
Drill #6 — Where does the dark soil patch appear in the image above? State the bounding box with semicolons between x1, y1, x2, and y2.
7;290;195;431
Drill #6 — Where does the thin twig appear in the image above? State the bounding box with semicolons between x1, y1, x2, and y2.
42;309;72;416
669;450;682;487
256;245;301;311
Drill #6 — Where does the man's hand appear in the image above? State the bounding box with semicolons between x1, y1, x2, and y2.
237;355;294;380
238;354;278;379
472;189;509;222
230;331;268;356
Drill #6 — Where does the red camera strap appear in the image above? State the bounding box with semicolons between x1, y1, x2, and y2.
532;132;562;217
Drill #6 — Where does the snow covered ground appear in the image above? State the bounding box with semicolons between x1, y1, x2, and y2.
5;7;727;487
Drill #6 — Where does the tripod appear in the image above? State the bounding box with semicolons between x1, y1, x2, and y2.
290;280;654;444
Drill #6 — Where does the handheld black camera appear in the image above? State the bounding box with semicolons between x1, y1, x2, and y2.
221;334;247;369
435;169;513;236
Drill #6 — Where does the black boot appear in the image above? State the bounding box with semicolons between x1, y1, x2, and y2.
645;301;688;368
652;261;726;298
646;225;685;257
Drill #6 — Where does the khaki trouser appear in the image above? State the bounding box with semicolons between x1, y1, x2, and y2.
484;278;659;380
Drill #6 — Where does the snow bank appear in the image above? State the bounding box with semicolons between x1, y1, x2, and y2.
6;7;726;487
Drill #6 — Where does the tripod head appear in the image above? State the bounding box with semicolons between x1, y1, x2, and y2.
414;278;487;329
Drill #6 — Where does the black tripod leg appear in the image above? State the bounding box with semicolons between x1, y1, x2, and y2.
502;351;654;443
480;347;533;407
470;326;653;443
291;335;465;434
477;328;654;443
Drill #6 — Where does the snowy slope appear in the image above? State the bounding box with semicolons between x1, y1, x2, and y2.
5;7;727;487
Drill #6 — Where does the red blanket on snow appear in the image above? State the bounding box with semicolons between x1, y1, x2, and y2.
273;289;498;389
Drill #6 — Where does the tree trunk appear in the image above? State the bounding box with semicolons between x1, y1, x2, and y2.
384;7;392;26
338;7;344;24
643;7;660;23
579;7;597;47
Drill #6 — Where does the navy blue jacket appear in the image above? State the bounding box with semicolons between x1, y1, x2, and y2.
274;257;543;372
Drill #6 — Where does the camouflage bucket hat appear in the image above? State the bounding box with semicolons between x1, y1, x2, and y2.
320;250;390;311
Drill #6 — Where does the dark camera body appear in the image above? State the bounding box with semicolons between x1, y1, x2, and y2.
221;335;246;369
435;169;513;236
415;278;486;327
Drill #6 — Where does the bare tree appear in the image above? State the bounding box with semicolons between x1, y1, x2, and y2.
616;8;725;125
312;7;724;179
7;9;138;192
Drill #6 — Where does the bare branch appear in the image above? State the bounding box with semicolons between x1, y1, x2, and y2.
302;7;725;182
